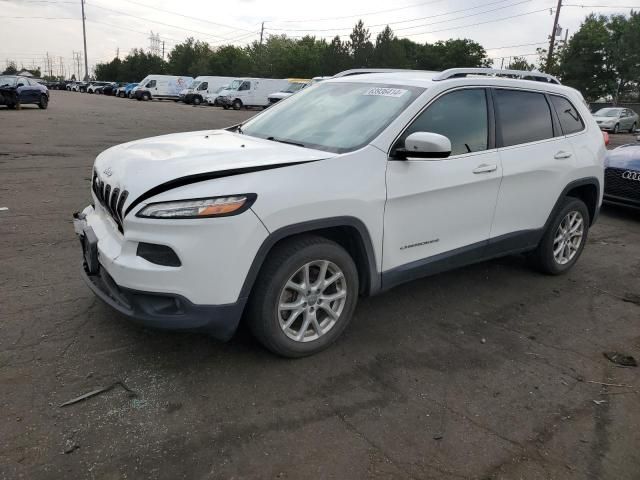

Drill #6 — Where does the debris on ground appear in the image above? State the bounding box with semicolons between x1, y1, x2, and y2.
587;380;635;388
622;293;640;306
59;381;137;407
592;400;607;405
603;352;638;367
63;443;80;454
480;337;487;344
433;434;443;440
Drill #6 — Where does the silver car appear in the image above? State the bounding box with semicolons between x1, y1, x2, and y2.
592;107;638;133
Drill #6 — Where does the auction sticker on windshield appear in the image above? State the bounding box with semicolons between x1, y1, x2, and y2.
364;87;408;97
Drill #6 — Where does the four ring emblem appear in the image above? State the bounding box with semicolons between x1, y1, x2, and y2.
622;171;640;181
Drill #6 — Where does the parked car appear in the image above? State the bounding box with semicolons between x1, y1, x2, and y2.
87;81;111;94
73;68;605;357
77;82;89;93
604;136;640;209
205;85;229;106
115;82;136;98
124;82;138;98
101;82;119;95
267;78;311;105
0;75;49;109
133;75;193;101
592;107;638;134
217;78;289;109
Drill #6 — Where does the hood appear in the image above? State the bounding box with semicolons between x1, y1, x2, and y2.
593;116;617;123
605;144;640;170
93;129;335;215
269;91;292;100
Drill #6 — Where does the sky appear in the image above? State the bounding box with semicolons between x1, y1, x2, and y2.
0;0;638;78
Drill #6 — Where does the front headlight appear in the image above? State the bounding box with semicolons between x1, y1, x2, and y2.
136;194;256;219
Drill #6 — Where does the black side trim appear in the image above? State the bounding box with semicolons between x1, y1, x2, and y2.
125;161;319;217
550;177;601;227
239;216;381;299
381;229;543;291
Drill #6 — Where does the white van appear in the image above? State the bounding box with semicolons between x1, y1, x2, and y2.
180;76;237;105
217;78;288;109
134;75;194;101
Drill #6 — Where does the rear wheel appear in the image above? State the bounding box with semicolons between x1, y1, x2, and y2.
38;94;48;109
529;197;589;275
247;235;359;358
630;122;637;133
613;123;620;134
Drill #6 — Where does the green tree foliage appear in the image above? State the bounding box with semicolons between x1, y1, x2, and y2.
507;56;535;71
94;20;489;81
2;61;18;75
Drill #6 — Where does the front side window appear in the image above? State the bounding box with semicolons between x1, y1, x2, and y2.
239;81;251;91
550;95;584;135
399;88;488;156
495;89;553;147
242;82;424;153
146;80;156;88
199;82;208;90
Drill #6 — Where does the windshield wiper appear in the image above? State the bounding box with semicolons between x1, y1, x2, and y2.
266;136;305;148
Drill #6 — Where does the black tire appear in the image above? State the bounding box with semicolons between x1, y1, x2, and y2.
223;105;229;110
247;235;359;358
7;104;16;110
38;95;48;109
232;99;242;110
529;197;590;275
630;122;637;133
193;96;202;106
142;92;150;101
613;123;619;134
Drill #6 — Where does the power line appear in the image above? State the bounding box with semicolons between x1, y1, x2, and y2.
265;0;532;33
486;41;549;50
564;3;640;7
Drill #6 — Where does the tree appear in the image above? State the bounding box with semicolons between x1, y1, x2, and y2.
322;36;351;75
349;20;373;67
372;26;408;68
507;56;535;71
418;39;488;70
3;61;17;75
208;45;251;76
167;38;212;76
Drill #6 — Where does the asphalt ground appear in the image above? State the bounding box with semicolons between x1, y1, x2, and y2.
1;91;639;479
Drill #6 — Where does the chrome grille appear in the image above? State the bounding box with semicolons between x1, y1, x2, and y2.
92;170;129;232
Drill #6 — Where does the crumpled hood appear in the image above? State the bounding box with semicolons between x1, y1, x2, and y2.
605;144;640;170
93;129;335;214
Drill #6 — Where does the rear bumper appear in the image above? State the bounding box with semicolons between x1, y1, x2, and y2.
81;266;244;339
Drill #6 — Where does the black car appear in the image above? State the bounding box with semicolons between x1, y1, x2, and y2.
101;82;119;95
0;75;49;109
604;137;640;209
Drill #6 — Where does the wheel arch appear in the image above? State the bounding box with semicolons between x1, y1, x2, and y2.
563;177;600;225
239;217;381;300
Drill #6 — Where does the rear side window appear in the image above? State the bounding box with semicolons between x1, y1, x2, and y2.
495;90;553;147
550;95;584;135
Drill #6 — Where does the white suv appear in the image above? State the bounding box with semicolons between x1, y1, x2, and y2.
74;68;606;357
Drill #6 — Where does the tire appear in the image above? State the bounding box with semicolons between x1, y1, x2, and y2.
232;99;242;110
7;104;16;110
630;122;637;133
38;95;48;110
247;235;359;358
223;105;229;110
529;197;590;275
613;123;619;134
142;92;150;101
193;96;202;106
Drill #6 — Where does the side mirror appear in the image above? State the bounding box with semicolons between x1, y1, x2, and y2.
396;132;452;160
17;83;24;88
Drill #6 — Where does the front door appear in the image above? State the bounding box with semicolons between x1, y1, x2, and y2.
383;88;502;275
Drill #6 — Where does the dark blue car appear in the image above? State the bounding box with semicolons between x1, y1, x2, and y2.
0;75;49;109
604;138;640;209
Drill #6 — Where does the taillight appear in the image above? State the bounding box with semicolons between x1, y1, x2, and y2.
602;131;610;146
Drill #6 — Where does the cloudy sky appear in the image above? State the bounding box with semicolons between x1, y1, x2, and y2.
0;0;636;77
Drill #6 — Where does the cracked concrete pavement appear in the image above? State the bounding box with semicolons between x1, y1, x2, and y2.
1;92;639;479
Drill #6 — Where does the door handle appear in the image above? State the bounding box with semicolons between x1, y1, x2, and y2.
554;151;572;160
473;163;498;174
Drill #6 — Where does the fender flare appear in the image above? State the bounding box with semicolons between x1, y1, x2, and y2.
238;216;381;300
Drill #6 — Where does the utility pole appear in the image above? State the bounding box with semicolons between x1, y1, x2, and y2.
162;41;165;59
80;0;89;80
259;21;264;46
546;0;562;71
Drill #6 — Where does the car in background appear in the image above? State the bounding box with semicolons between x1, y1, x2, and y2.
0;75;49;109
87;81;111;94
205;85;229;106
115;82;137;98
592;107;638;134
101;82;119;95
604;136;640;209
267;78;310;105
77;82;89;93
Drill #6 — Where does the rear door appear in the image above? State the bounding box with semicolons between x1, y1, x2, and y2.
490;88;576;240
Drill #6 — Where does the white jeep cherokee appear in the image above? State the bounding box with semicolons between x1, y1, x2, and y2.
74;68;606;357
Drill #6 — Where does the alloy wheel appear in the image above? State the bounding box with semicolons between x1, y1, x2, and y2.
553;211;584;265
277;260;347;343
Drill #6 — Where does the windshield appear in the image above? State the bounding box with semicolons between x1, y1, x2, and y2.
215;85;228;94
595;108;621;117
191;81;201;90
282;82;307;93
228;79;243;91
242;82;424;153
0;76;16;87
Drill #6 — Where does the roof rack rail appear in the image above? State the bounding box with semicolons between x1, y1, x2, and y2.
432;68;561;85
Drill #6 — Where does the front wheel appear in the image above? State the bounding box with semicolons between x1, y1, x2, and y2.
247;235;359;358
529;197;589;275
193;96;202;106
613;123;619;134
38;95;48;109
142;93;150;101
232;99;242;110
630;122;637;133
